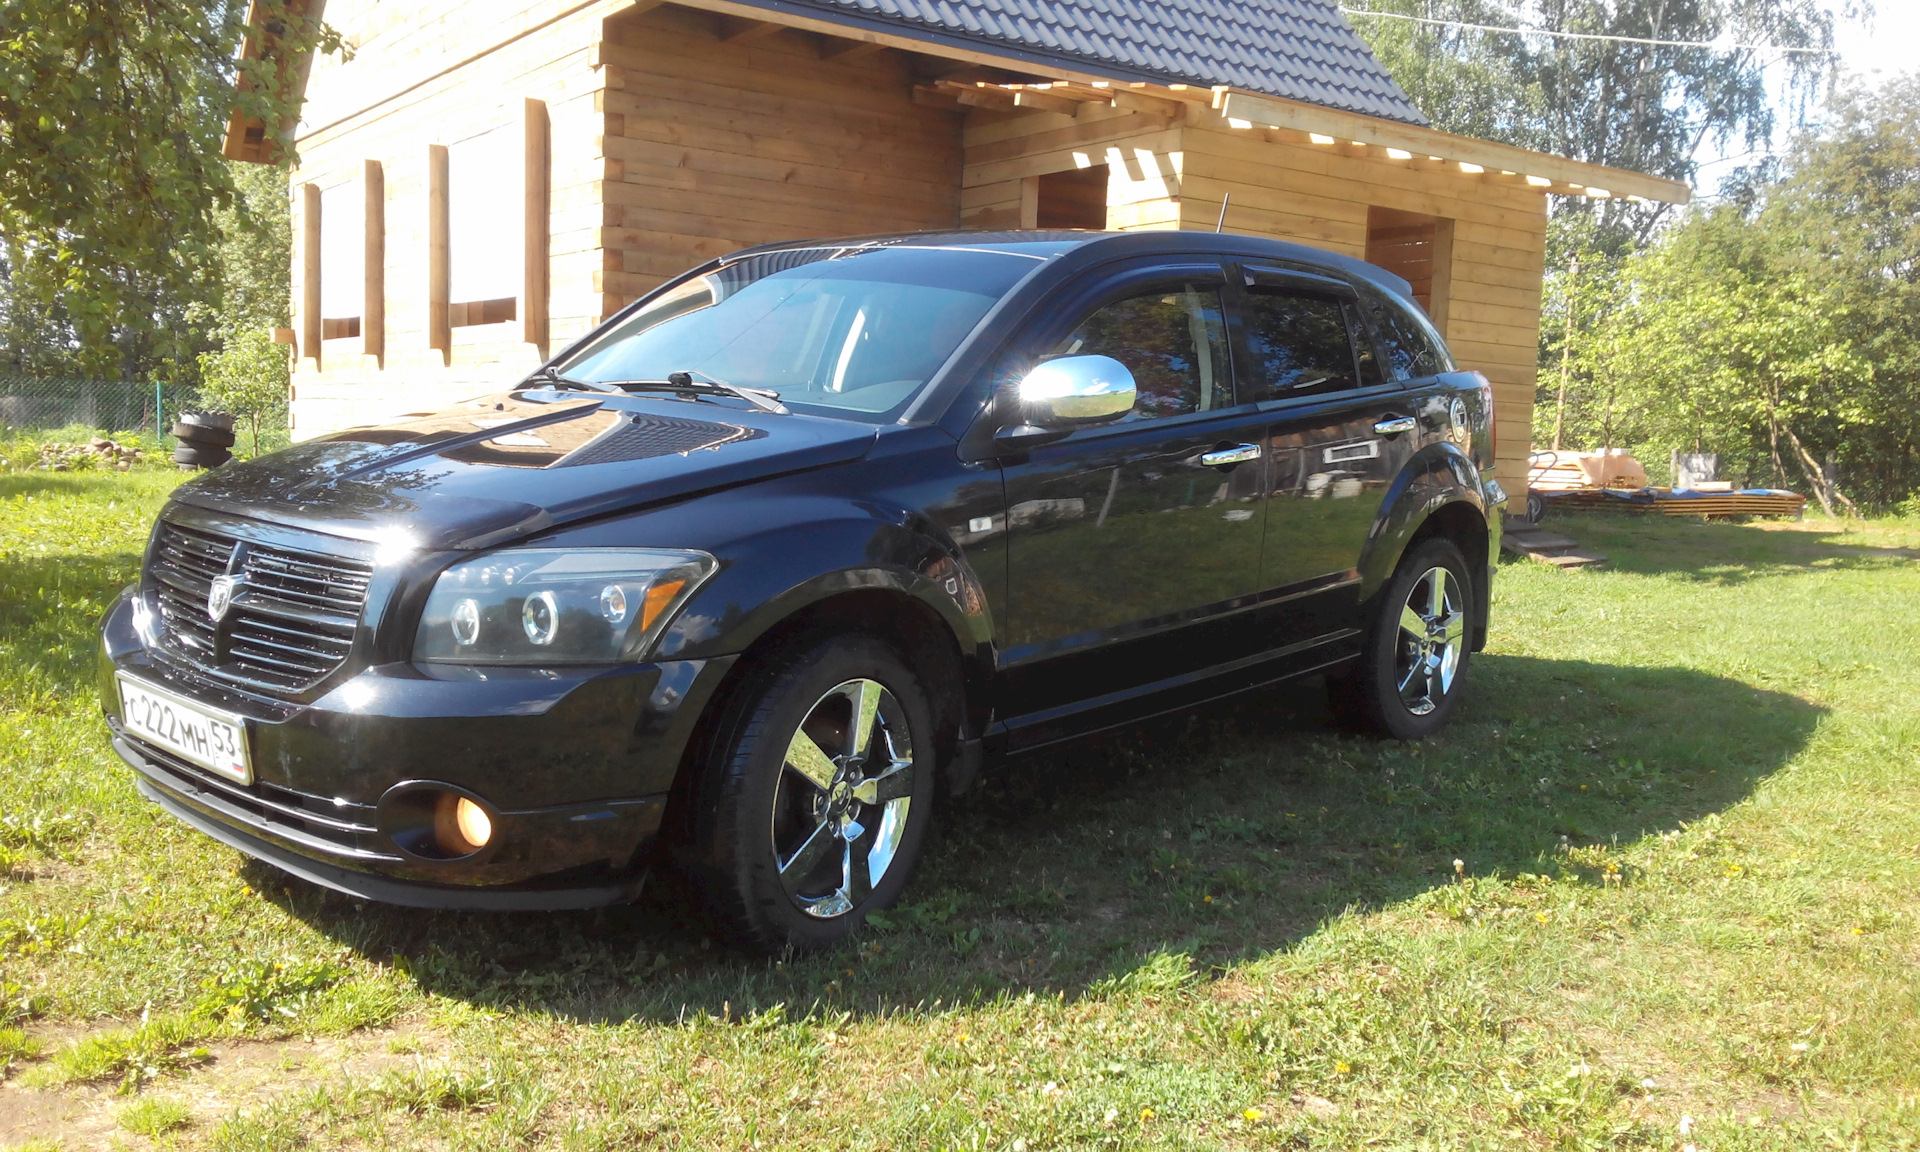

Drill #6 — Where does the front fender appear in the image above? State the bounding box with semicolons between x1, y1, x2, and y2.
1356;441;1489;600
644;500;990;666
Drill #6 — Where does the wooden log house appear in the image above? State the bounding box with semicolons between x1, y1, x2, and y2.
242;0;1689;503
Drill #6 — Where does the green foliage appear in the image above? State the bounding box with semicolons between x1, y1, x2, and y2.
198;327;289;455
1351;0;1848;247
0;1;327;383
1562;77;1920;510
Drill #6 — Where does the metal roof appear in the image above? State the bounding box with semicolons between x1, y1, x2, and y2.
742;0;1429;125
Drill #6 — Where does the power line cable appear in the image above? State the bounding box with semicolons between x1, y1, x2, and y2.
1339;7;1837;54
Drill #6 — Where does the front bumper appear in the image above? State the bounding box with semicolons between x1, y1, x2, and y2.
99;588;736;909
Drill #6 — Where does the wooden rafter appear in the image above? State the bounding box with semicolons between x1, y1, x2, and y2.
222;0;320;164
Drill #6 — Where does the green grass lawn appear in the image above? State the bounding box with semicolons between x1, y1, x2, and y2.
2;470;1917;1150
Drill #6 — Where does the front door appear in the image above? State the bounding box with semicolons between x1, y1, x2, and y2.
998;263;1270;732
1237;266;1420;650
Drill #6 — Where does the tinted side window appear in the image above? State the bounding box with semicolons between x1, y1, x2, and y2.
1242;290;1359;399
1049;284;1231;419
1365;294;1446;380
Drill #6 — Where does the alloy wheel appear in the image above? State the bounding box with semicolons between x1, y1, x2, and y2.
770;678;916;918
1395;566;1465;716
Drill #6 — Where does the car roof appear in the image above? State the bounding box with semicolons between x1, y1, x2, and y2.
719;229;1417;304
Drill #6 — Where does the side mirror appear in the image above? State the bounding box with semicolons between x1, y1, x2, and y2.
1017;355;1137;427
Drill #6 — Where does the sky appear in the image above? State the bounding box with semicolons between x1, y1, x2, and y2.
1830;2;1920;85
1692;2;1919;197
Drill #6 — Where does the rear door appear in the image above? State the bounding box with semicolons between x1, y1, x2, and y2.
996;260;1272;733
1236;265;1420;650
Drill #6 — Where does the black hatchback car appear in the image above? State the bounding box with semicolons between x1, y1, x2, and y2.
99;230;1502;950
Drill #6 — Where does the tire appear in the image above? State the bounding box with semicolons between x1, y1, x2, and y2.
172;422;235;448
1328;537;1475;740
689;633;938;952
177;411;235;431
1525;489;1546;524
172;445;231;468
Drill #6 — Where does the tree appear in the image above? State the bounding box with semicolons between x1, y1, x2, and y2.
1565;78;1920;510
1349;0;1855;249
195;160;292;455
0;1;334;381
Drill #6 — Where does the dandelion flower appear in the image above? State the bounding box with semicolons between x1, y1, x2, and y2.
1140;1107;1155;1120
1243;1108;1264;1121
1453;858;1465;875
1335;1061;1351;1074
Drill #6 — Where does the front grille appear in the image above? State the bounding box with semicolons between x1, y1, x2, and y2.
149;521;373;695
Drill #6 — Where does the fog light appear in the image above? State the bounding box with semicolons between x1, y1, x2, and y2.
379;785;500;861
454;797;492;848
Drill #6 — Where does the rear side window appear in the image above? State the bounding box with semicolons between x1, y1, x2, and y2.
1241;290;1360;399
1365;293;1448;380
1049;283;1232;419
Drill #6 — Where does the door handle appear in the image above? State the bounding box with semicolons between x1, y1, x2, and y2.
1199;443;1261;468
1373;415;1417;436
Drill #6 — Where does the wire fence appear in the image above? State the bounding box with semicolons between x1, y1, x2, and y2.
0;375;199;437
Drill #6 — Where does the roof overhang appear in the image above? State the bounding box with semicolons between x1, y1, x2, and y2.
1215;91;1691;204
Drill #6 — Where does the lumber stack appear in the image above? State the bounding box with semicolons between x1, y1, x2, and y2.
1537;487;1806;519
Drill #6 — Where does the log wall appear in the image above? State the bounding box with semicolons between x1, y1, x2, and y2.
595;5;964;311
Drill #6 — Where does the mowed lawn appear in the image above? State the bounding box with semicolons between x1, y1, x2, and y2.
1;468;1917;1151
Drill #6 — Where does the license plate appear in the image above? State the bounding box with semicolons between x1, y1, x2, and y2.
116;674;252;785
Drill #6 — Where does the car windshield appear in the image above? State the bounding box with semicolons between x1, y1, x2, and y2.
558;245;1045;422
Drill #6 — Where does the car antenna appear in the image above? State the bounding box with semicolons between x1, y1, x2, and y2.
1215;192;1230;233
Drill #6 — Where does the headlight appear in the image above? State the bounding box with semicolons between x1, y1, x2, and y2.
413;548;716;665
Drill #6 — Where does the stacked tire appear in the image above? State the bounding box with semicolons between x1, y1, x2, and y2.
173;412;235;469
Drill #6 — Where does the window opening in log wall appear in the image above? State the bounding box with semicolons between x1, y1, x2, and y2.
319;179;363;341
446;122;522;328
1364;207;1452;324
1036;165;1109;230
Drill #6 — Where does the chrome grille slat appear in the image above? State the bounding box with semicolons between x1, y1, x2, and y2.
149;521;372;696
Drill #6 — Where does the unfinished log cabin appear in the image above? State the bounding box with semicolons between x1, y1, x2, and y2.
245;0;1688;503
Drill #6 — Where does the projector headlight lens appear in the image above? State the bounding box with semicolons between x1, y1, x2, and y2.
413;548;716;665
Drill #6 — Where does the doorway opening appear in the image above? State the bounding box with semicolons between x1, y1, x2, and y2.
1365;206;1452;320
1035;165;1109;229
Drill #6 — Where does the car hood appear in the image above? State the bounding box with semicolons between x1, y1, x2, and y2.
170;391;880;550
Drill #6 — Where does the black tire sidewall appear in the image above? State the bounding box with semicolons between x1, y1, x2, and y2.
1360;537;1474;740
703;634;938;951
172;446;230;467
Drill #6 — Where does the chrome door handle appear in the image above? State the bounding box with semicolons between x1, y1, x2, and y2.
1373;415;1417;436
1200;443;1261;468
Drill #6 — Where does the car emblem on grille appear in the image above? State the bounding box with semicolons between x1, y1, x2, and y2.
207;574;241;623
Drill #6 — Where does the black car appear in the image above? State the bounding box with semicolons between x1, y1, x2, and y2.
98;230;1502;950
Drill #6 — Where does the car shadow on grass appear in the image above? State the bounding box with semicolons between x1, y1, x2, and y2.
255;652;1823;1027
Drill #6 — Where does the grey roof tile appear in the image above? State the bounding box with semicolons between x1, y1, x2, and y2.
743;0;1428;124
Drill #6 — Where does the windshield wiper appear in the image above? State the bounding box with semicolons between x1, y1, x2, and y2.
606;371;789;415
525;365;623;394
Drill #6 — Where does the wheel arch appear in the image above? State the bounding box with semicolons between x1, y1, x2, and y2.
658;579;984;861
1359;443;1493;651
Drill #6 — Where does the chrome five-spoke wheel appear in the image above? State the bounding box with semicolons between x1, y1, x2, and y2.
772;678;916;918
1395;565;1466;716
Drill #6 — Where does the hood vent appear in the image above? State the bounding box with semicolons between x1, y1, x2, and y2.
556;413;764;468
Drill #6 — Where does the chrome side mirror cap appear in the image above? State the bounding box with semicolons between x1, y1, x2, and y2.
1017;355;1137;427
